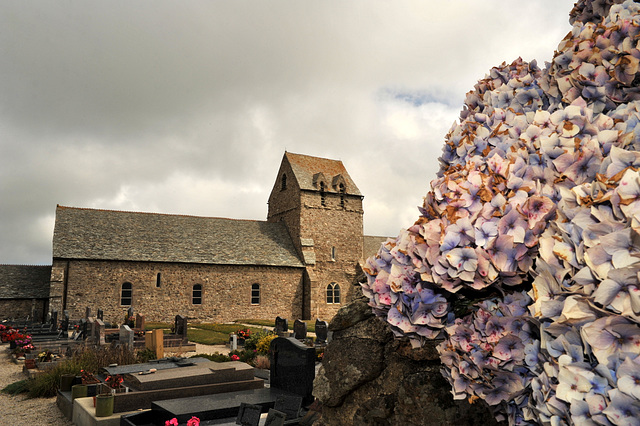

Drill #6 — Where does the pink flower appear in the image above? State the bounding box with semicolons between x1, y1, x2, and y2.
187;416;201;426
231;354;240;361
165;418;178;426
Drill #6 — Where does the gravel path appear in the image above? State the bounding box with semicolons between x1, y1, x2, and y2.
0;343;72;426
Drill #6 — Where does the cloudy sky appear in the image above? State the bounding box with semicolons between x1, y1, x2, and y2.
0;1;576;265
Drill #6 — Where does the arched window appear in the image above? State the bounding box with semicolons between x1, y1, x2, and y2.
326;283;341;304
251;283;260;305
281;173;287;191
339;183;345;208
192;284;202;305
320;182;326;206
121;282;132;306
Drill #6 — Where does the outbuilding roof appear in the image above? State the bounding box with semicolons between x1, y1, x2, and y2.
284;152;362;196
53;206;304;268
0;265;51;299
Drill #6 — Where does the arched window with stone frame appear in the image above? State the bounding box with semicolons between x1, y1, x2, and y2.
121;282;132;306
192;284;203;305
326;283;341;304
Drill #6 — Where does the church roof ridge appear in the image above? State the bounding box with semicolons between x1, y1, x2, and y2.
283;152;362;196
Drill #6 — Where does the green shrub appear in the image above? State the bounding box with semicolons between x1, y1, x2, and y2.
190;352;230;362
136;348;157;363
256;334;278;355
244;329;275;351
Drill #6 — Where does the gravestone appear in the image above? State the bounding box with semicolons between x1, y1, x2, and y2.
135;313;145;330
265;409;286;426
293;320;307;340
236;403;262;426
315;319;328;345
97;309;104;321
274;394;302;420
51;310;58;328
85;307;91;319
274;316;288;335
92;319;106;345
120;325;134;348
175;315;188;342
269;337;316;404
126;307;134;326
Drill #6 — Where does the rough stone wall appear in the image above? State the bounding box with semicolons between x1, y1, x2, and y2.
300;190;363;319
267;160;303;255
0;299;48;322
60;259;305;323
313;296;503;426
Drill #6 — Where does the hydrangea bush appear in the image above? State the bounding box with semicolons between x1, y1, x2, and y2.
362;1;640;424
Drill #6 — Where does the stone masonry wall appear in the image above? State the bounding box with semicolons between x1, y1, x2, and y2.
60;259;305;323
300;191;363;319
0;299;48;322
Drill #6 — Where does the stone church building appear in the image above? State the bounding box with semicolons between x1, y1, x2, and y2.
1;152;387;324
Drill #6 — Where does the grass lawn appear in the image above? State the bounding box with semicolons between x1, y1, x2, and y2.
236;318;317;333
142;319;317;345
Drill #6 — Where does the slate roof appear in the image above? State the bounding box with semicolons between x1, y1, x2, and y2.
363;235;389;260
285;152;362;196
0;265;51;299
53;206;304;267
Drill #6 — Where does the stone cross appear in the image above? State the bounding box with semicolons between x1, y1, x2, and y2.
315;319;329;345
120;324;134;349
293;319;307;340
274;316;288;335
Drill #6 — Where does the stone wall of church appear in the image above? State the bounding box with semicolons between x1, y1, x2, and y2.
0;299;48;322
300;191;364;319
58;259;305;323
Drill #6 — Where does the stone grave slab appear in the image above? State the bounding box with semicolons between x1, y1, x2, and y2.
121;388;301;426
128;362;255;391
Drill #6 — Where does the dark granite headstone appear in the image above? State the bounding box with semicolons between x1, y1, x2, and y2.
92;319;106;345
265;409;286;426
236;402;262;426
270;337;316;405
51;310;58;327
274;394;302;420
85;307;91;319
59;314;69;338
293;319;307;340
274;316;288;335
127;307;133;319
315;319;328;345
97;309;103;321
174;315;188;342
80;318;88;340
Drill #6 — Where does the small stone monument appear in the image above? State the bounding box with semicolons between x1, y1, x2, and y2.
85;307;91;319
97;309;104;321
274;316;288;335
174;315;188;343
135;313;145;330
92;319;106;345
315;319;329;345
120;324;134;349
293;319;307;340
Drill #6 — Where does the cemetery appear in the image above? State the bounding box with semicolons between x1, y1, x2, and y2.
1;310;329;425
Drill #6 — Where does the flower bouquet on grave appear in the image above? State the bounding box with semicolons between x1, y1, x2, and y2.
81;369;100;385
236;328;251;344
105;374;124;393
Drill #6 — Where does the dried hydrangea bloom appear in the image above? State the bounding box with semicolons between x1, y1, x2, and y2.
361;1;640;423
